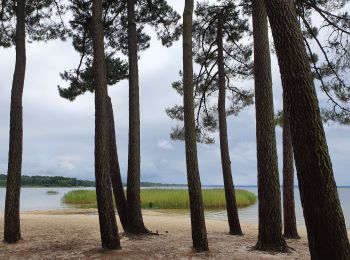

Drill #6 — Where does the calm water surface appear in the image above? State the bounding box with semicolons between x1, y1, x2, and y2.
0;186;349;228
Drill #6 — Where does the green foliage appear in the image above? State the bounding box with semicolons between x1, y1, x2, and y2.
166;0;254;144
63;188;257;209
275;110;284;127
58;0;181;101
295;0;350;124
58;55;128;101
0;174;95;187
0;0;69;48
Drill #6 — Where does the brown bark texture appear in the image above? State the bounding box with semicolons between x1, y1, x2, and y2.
217;14;242;236
252;0;287;252
282;106;300;239
4;0;26;244
263;0;350;259
126;0;148;234
107;97;129;232
182;0;209;252
91;0;120;250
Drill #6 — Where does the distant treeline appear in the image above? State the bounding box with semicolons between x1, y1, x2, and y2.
0;174;186;188
0;174;95;187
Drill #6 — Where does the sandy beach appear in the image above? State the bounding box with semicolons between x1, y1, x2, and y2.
0;209;321;259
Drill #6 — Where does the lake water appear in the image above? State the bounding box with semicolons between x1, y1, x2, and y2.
0;186;349;228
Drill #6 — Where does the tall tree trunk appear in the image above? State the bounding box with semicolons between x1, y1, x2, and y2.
126;0;148;234
183;0;209;252
264;0;350;258
252;0;287;252
217;14;242;236
4;0;26;244
107;97;129;232
282;107;300;239
91;0;120;250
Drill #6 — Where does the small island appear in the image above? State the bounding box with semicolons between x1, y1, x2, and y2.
63;189;257;209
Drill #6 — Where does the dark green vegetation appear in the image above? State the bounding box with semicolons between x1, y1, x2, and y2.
0;174;95;187
63;189;257;210
46;190;59;195
0;174;187;188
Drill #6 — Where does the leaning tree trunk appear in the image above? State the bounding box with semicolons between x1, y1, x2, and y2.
252;0;287;252
91;0;120;250
126;0;148;234
264;0;350;258
4;0;26;244
217;14;242;236
183;0;209;252
282;107;300;239
107;97;129;232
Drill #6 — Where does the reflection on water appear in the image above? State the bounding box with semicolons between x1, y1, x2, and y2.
0;186;349;228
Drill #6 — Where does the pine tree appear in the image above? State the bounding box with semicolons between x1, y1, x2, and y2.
0;0;67;243
182;0;208;252
167;0;253;236
91;0;120;249
264;0;350;258
275;110;300;239
251;0;287;252
58;0;180;233
124;0;181;233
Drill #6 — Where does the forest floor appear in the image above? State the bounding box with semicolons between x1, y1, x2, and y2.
0;209;334;259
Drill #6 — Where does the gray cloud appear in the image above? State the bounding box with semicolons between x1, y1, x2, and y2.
0;1;349;186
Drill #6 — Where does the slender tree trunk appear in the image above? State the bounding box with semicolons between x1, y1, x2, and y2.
4;0;26;244
282;107;300;239
126;0;148;234
252;0;287;252
264;1;350;258
91;0;120;250
217;14;242;236
183;0;209;252
107;97;129;232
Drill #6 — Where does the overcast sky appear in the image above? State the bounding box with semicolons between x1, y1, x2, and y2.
0;1;349;186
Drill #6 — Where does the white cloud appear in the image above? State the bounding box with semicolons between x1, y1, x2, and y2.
157;140;174;150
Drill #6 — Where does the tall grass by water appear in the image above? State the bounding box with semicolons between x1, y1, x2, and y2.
63;189;257;209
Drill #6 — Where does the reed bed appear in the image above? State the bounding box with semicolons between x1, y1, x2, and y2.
63;188;256;209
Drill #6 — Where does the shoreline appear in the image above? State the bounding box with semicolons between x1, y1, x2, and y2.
0;209;349;259
0;209;317;259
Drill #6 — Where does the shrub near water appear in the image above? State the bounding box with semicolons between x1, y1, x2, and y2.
63;189;257;209
46;190;59;195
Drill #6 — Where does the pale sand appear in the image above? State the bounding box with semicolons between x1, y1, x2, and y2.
0;209;321;259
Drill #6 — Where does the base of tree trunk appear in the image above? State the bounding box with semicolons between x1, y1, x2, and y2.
229;230;243;236
4;234;22;244
125;225;151;235
253;240;289;253
192;245;209;253
283;233;301;240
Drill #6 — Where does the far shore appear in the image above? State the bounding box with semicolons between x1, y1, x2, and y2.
0;209;331;259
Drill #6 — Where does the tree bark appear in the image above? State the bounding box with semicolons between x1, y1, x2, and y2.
107;97;129;232
4;0;26;244
217;14;242;236
264;0;350;258
91;0;120;250
183;0;209;252
252;0;287;252
126;0;148;234
282;107;300;239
